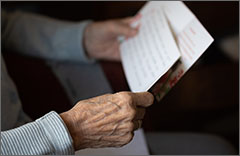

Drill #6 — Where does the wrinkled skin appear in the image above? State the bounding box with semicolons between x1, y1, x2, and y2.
60;92;154;150
60;15;150;151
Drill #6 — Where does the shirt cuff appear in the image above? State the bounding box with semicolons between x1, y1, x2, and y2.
36;111;75;154
77;20;96;64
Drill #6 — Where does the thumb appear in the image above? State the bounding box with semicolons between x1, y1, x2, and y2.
132;92;154;107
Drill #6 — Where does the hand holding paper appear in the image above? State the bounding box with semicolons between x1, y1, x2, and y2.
120;1;214;101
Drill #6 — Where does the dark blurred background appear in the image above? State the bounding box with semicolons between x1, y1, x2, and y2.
2;1;239;152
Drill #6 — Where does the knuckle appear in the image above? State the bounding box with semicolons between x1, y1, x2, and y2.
104;93;113;96
119;133;134;147
117;92;133;105
116;143;124;148
127;122;134;131
124;93;134;104
128;109;136;119
125;133;134;143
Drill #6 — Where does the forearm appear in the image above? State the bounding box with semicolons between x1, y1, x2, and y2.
1;111;74;155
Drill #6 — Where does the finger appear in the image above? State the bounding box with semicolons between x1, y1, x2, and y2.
102;41;121;61
133;120;142;131
121;14;142;24
110;22;138;37
102;132;131;141
121;17;134;24
132;92;154;107
110;50;121;61
85;132;134;148
111;41;121;61
98;132;134;144
134;107;146;120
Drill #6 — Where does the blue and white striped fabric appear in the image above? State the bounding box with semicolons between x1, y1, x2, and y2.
1;10;94;155
1;111;75;155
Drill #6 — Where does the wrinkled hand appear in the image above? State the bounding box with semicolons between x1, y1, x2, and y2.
83;15;140;61
60;91;153;150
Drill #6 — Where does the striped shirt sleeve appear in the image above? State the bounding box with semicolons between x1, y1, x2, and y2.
1;111;75;155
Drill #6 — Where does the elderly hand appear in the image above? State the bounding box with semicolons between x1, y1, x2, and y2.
60;91;153;150
83;15;140;61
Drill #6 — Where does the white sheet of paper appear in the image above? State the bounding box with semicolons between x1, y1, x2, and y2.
158;1;214;71
120;8;181;92
120;1;213;92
